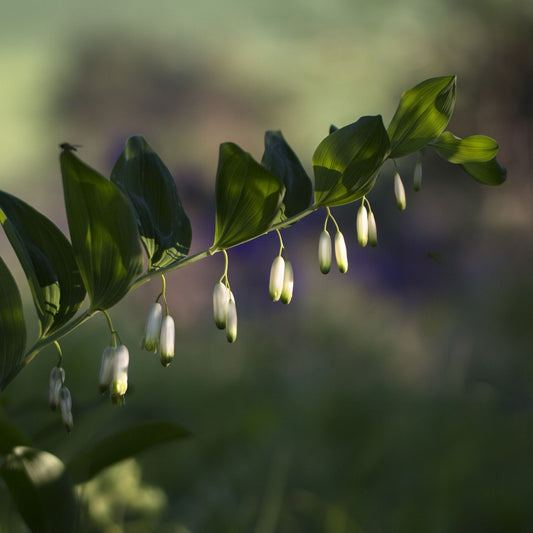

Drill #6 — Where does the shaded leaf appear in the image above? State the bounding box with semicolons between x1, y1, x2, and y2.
67;421;190;484
460;157;507;186
111;136;192;270
0;446;77;533
212;143;285;250
60;148;144;311
430;132;499;163
387;76;456;158
261;131;312;221
0;257;26;390
0;419;32;455
313;115;390;207
0;191;85;337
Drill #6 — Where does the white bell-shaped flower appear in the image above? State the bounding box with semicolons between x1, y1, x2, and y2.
159;315;175;367
334;231;348;273
141;302;163;353
356;204;368;247
98;346;115;395
281;260;294;304
394;171;406;210
318;230;332;274
213;282;230;329
59;386;73;432
111;345;130;399
226;292;238;343
48;366;65;411
368;211;378;247
269;256;285;302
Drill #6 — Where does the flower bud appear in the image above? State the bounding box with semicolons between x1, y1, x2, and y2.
98;346;115;395
269;256;285;302
159;315;175;367
368;211;378;247
226;292;237;343
334;232;348;273
49;366;65;411
213;282;230;329
356;205;368;247
59;386;73;432
413;159;422;191
318;230;332;274
394;171;406;210
141;302;162;352
111;344;130;399
281;260;294;304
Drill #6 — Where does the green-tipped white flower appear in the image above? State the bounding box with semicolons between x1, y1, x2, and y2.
213;282;230;329
159;315;175;367
111;344;130;399
394;171;406;210
356;205;368;247
318;229;332;274
281;260;294;304
413;159;422;191
269;255;285;302
59;386;73;432
334;231;348;273
368;211;378;247
99;346;115;395
226;292;237;343
142;302;162;352
49;366;65;411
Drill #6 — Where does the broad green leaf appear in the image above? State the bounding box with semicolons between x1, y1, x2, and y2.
212;143;285;250
60;148;144;311
261;131;312;221
430;132;499;163
0;446;77;533
313;115;390;207
67;421;190;484
0;419;32;454
387;76;456;158
0;192;86;337
111;136;192;270
0;257;26;390
460;157;507;186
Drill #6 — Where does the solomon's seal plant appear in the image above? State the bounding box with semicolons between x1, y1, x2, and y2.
0;75;506;409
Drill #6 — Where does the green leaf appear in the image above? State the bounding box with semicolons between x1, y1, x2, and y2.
212;143;285;250
0;192;86;337
0;257;26;390
313;115;390;207
460;157;507;186
60;148;144;311
430;132;499;163
110;136;192;270
0;446;77;533
387;75;456;158
67;421;190;484
0;419;32;454
261;131;312;221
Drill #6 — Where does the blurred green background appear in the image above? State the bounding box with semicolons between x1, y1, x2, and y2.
1;0;532;531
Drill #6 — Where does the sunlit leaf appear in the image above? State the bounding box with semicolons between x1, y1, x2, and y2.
460;157;507;186
67;421;190;484
313;115;390;207
212;143;285;250
387;76;456;158
0;446;77;533
111;136;192;270
430;132;499;163
0;192;85;337
60;148;144;311
261;130;312;221
0;257;26;390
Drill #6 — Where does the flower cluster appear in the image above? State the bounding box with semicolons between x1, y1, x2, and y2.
269;255;294;304
48;365;73;432
141;302;176;367
98;344;131;405
213;281;237;342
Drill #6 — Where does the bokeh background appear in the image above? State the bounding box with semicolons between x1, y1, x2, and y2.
1;0;532;531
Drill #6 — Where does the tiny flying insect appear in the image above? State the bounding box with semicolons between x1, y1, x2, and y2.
59;142;82;151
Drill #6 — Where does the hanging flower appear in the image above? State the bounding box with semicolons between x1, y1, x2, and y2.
281;260;294;304
318;230;332;274
226;292;238;343
48;366;65;411
394;171;406;210
141;302;163;353
334;231;348;273
213;282;230;329
98;346;115;395
111;344;130;400
356;205;369;247
413;159;423;191
269;256;286;302
159;315;175;367
368;211;378;247
59;386;73;432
